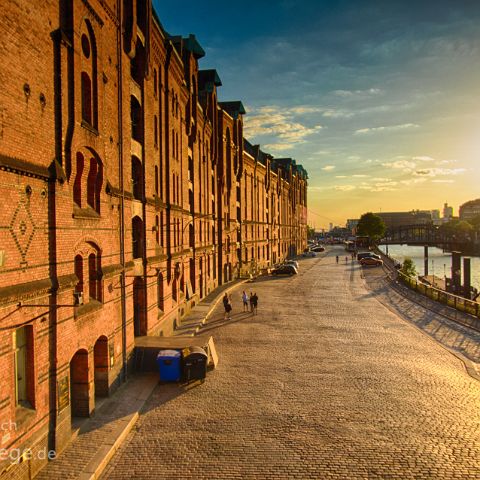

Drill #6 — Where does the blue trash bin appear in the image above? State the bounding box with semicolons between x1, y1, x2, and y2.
156;350;182;382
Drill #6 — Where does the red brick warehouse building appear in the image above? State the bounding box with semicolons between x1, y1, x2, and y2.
0;1;308;477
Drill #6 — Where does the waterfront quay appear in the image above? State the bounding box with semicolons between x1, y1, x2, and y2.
97;246;480;479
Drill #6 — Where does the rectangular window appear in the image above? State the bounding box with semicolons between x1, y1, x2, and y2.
14;326;34;408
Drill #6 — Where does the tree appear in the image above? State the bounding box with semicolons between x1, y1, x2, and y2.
306;225;315;240
356;212;386;243
468;214;480;229
455;220;473;234
401;257;417;278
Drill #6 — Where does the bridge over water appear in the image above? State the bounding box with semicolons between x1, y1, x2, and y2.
379;224;478;254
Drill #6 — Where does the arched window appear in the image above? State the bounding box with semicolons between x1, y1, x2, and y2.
131;156;143;201
172;278;178;303
132;216;144;259
131;96;143;142
153;69;158;97
86;158;97;208
14;326;34;408
74;243;102;305
74;255;84;295
154;115;158;147
80;22;98;129
157;273;164;310
87;155;103;213
74;153;84;206
226;128;232;188
88;251;102;301
81;72;92;124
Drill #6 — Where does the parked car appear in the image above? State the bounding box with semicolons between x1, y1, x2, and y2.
311;246;325;252
359;257;383;266
357;252;381;261
271;264;298;276
284;260;299;270
302;251;317;258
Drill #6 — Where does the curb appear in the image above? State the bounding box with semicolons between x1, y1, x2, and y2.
76;375;158;480
203;279;250;323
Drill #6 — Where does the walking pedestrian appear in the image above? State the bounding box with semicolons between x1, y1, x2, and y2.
251;292;258;315
242;290;249;312
336;255;339;264
249;291;254;313
223;292;232;320
345;256;348;263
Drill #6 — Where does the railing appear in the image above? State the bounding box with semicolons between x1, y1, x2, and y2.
397;270;480;320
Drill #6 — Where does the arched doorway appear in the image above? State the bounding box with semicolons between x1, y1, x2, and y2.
223;263;228;284
133;277;145;336
199;257;204;299
70;349;90;418
94;336;109;398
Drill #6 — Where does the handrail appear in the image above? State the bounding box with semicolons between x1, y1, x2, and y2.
396;270;480;319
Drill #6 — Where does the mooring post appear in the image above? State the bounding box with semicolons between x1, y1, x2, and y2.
451;251;461;294
463;257;471;300
424;245;428;277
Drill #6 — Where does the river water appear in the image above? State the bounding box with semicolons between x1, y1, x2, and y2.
378;244;480;291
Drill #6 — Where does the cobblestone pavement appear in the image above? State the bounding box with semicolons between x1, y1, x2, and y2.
362;264;480;366
36;374;158;480
102;246;480;479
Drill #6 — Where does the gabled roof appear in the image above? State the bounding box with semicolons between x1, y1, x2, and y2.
183;34;205;59
198;69;222;93
170;34;205;59
243;138;271;166
219;101;246;119
272;158;308;179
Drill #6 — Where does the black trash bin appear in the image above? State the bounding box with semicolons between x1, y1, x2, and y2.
183;346;208;383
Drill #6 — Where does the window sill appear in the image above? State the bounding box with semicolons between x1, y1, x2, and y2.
15;404;36;429
75;300;103;319
81;120;99;136
73;205;101;220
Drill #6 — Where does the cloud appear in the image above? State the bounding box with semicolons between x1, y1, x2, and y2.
413;155;435;162
263;143;294;152
432;179;455;183
414;167;466;177
400;178;428;186
354;123;419;135
335;175;348;178
332;88;383;97
334;185;356;191
321;165;335;171
352;174;368;178
322;109;355;119
382;160;417;172
244;105;323;151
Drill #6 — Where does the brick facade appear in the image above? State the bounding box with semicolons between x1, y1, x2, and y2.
0;1;307;477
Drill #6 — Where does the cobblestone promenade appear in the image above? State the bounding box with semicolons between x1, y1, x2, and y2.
102;247;480;479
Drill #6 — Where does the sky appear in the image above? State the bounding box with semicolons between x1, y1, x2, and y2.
153;0;480;229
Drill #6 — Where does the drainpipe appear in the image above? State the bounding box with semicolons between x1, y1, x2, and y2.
117;0;128;382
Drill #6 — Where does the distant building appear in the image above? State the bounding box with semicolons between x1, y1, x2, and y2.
431;210;441;226
375;210;432;229
346;219;359;234
459;198;480;221
329;222;333;232
443;203;453;223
